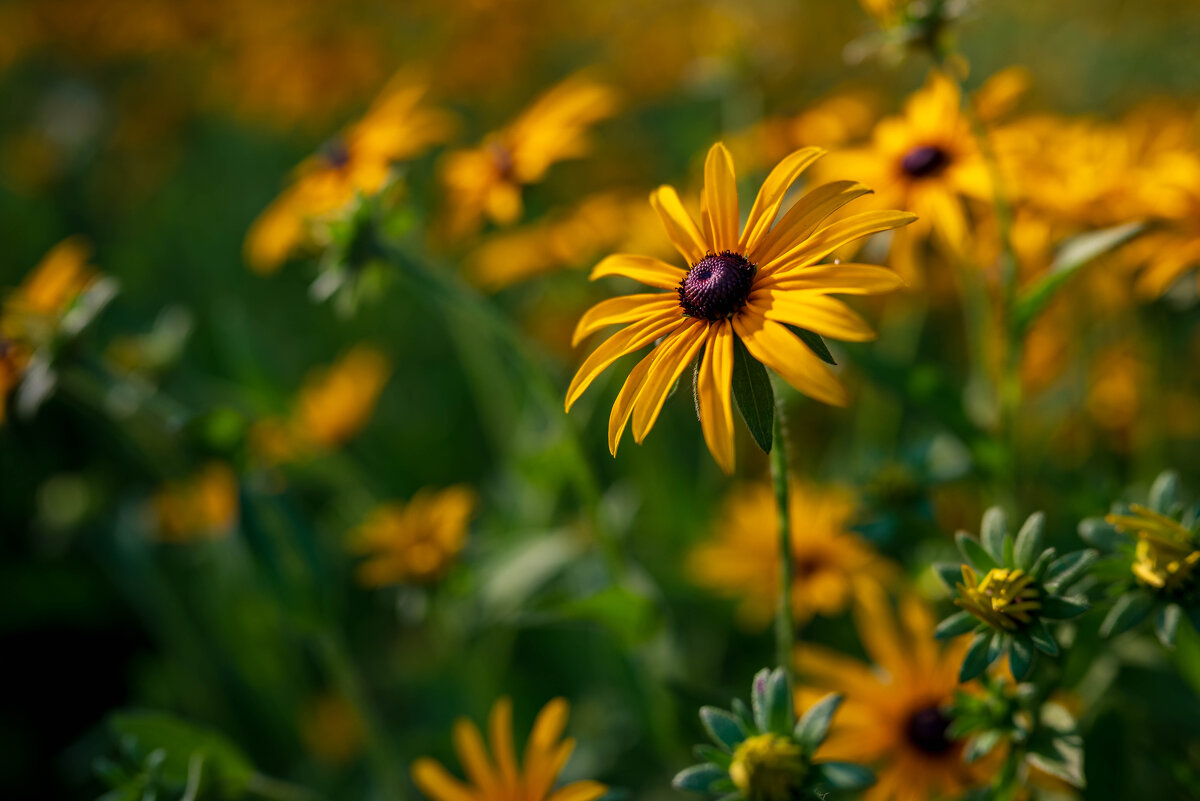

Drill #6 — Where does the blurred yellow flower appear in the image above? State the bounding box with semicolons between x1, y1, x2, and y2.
246;74;455;273
440;75;619;238
566;141;913;473
688;482;895;627
299;692;365;766
151;462;239;543
1107;504;1200;594
796;587;999;801
816;72;990;282
352;485;476;588
412;697;606;801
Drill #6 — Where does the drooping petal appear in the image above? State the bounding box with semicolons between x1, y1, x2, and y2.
546;781;609;801
565;311;686;411
739;146;825;253
649;185;708;265
411;758;478;801
761;210;918;278
752;181;873;265
733;313;848;406
608;345;658;456
571;293;677;346
754;263;906;296
747;290;877;342
703;143;739;253
696;320;736;474
631;321;708;443
589;254;686;290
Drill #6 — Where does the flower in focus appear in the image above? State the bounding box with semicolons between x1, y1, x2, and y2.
796;588;998;801
245;74;455;273
412;697;606;801
352;485;476;588
674;668;873;801
688;481;895;627
251;345;391;464
440;75;619;238
151;462;239;543
815;72;989;282
566;142;914;473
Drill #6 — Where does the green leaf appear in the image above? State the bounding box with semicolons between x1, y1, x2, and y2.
557;585;658;646
964;730;1002;763
934;562;964;591
700;707;748;751
1155;604;1182;649
956;532;999;572
1044;550;1098;593
751;668;773;733
731;698;754;731
731;337;774;453
1028;547;1058;581
1014;221;1143;336
795;693;842;752
1078;517;1124;551
1029;619;1060;656
1027;730;1086;789
1009;634;1036;680
673;764;727;793
935;611;978;639
694;745;733;769
980;507;1008;562
786;325;837;365
108;711;255;792
766;668;792;735
1013;512;1045;572
1099;593;1155;637
1040;595;1089;620
1149;471;1180;515
813;762;874;791
959;632;994;682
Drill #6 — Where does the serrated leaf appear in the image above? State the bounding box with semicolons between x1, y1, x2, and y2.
1013;512;1045;572
960;632;994;682
786;325;837;365
1099;593;1154;637
1078;517;1124;551
956;532;999;572
935;611;978;639
1155;604;1182;649
813;761;873;791
700;707;748;751
1044;550;1098;593
673;764;727;792
934;562;964;591
731;337;774;453
1029;619;1059;656
1040;596;1089;620
1149;471;1180;515
1010;634;1036;680
1014;222;1143;336
795;693;841;752
980;507;1008;562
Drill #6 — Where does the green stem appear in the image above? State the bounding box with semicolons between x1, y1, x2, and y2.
770;406;795;722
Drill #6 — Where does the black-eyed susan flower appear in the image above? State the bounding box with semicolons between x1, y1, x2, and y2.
440;75;619;238
412;697;606;801
935;508;1093;681
674;668;872;801
796;588;1000;801
351;485;476;588
1081;471;1200;648
151;462;239;543
566;142;914;473
687;481;895;627
245;73;455;274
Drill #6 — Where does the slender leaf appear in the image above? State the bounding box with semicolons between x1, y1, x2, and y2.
786;324;836;365
1149;471;1180;515
700;707;748;751
935;611;978;640
980;507;1008;562
1029;619;1060;656
1099;593;1154;637
1009;634;1036;680
1013;512;1045;572
673;764;727;792
960;632;994;682
795;693;842;752
1041;596;1089;620
956;532;998;572
731;337;774;453
813;762;874;791
1155;604;1182;649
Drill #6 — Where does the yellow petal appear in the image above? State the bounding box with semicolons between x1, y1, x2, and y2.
608;346;658;456
452;720;499;794
747;290;876;342
547;781;609;801
761;210;918;278
565;311;686;411
528;698;569;752
696;320;736;474
572;293;677;346
739;146;825;253
755;263;906;296
589;254;686;290
752;181;873;265
703;143;739;253
488;698;518;794
733;313;847;406
411;758;477;801
631;321;708;443
650;185;708;265
527;739;576;801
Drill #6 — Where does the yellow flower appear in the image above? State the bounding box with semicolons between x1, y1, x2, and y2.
352;485;476;588
796;588;999;801
440;75;619;237
815;73;990;282
566;141;914;473
245;74;455;273
299;693;364;766
729;734;808;801
1107;504;1200;594
688;481;895;627
412;697;606;801
954;566;1041;631
151;462;239;543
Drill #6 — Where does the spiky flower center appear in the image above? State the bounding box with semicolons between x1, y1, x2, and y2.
955;566;1041;631
904;705;953;756
901;144;951;179
729;734;808;801
678;251;756;321
1108;505;1200;596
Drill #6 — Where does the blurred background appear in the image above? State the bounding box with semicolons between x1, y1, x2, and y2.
3;0;1200;799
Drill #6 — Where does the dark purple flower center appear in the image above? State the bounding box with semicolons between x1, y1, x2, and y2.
488;142;515;178
901;145;951;179
677;251;756;321
904;705;953;755
320;137;352;170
